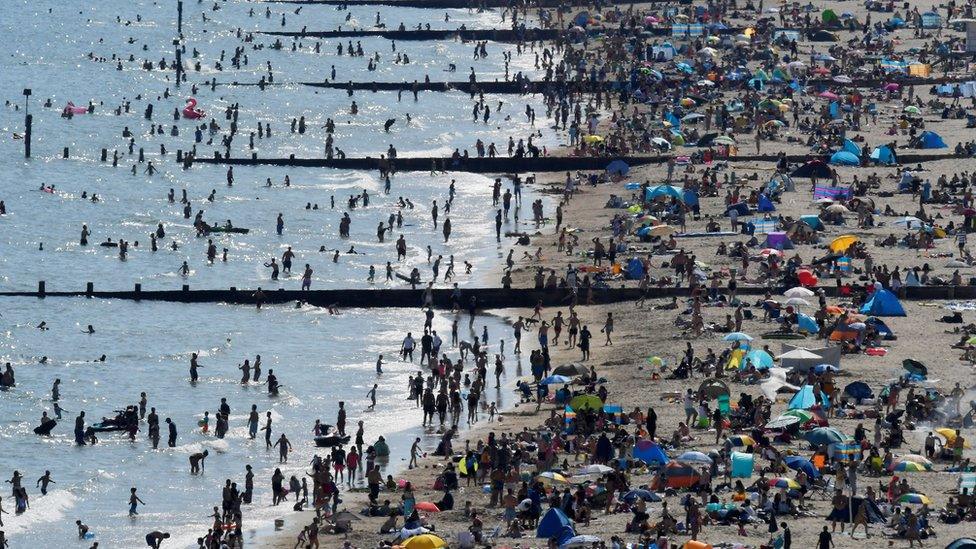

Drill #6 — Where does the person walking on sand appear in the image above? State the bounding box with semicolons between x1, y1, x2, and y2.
602;312;613;345
409;437;421;469
366;384;378;410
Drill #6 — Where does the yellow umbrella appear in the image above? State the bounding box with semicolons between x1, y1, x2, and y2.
402;534;447;549
936;428;972;448
582;135;604;144
829;234;858;253
537;472;570;484
650;224;677;237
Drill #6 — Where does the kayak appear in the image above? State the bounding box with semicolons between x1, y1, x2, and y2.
314;434;351;448
201;226;250;234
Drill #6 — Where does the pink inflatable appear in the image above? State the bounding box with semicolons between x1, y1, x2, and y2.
182;97;205;119
63;102;88;115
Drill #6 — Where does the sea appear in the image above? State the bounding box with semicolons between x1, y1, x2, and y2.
0;0;560;546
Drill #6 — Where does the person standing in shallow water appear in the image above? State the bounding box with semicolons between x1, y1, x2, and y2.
189;353;202;382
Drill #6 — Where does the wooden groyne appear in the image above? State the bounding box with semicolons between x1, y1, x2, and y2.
4;283;975;308
261;26;741;41
265;0;671;8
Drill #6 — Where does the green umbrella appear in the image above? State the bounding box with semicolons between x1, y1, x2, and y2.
569;394;603;411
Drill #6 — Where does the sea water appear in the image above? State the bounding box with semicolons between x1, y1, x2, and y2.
0;0;558;546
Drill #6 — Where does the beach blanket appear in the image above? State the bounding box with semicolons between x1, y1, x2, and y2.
813;185;853;201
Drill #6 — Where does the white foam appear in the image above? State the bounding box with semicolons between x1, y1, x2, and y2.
0;489;78;536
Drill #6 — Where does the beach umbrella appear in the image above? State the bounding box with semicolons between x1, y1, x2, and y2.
904;105;921;115
728;435;756;447
783;409;816;423
713;136;736;146
890;460;931;472
540;374;572;385
769;477;801;489
829;235;858;252
902;359;928;376
893;216;924;229
723;332;753;342
569;394;603;411
785;297;811;308
582;135;604;144
678;451;714;464
698;379;731;398
897;493;932;505
651;137;673;150
803;427;845;445
884;82;901;91
784;287;815;298
683;112;706;122
414;502;442;513
776;348;821;360
784;455;820;477
766;414;803;429
561;535;604;548
578;464;613;475
935;428;971;448
825;204;850;213
649;224;677;237
537;472;570;484
680;97;697;107
946;538;976;549
833;75;853;84
402;534;447;549
819;91;840;100
759;248;784;258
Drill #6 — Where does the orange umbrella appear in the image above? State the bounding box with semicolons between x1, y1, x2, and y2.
414;502;441;512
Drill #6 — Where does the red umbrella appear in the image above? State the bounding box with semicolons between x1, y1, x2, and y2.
415;502;441;513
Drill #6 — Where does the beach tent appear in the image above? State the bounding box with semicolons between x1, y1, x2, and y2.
788;384;830;410
796;313;819;334
826;497;884;523
651;462;701;490
730;451;755;477
537;508;575;539
757;195;776;213
762;232;794;250
810;29;839;41
698;379;730;398
842;139;862;157
647;185;684;201
829;151;860;166
870;145;897;165
743;349;774;369
633;439;669;466
606;160;630;176
921;11;942;28
625;258;645;280
799;215;824;230
859;288;906;316
917;131;947;149
866;317;895;338
791;160;832;179
725;202;750;217
822;9;841;27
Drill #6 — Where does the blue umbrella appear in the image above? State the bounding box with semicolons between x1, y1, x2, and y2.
784;455;820;478
675;62;694;74
723;332;753;342
803;427;846;446
813;364;839;374
541;375;572;385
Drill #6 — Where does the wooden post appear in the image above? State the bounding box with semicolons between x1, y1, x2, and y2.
134;283;142;300
251;152;258;160
177;150;183;162
182;284;189;292
38;281;45;298
24;114;32;158
177;0;183;36
101;149;108;162
86;282;94;298
62;147;69;159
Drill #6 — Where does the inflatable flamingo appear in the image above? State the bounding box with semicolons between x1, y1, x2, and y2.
182;98;205;120
63;101;88;115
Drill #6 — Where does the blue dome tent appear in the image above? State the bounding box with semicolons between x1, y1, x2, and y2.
537;508;575;539
917;131;947;149
829;150;860;166
870;145;897;165
788;384;830;410
859;288;906;316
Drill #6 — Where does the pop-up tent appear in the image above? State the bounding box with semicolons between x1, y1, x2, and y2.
762;232;794;250
917;131;947;149
791;160;832;178
859;288;906;316
757;195;776;212
870;145;897;165
730;451;754;477
829;150;860;166
788;384;830;410
826;497;884;523
537;508;575;539
633;439;669;466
